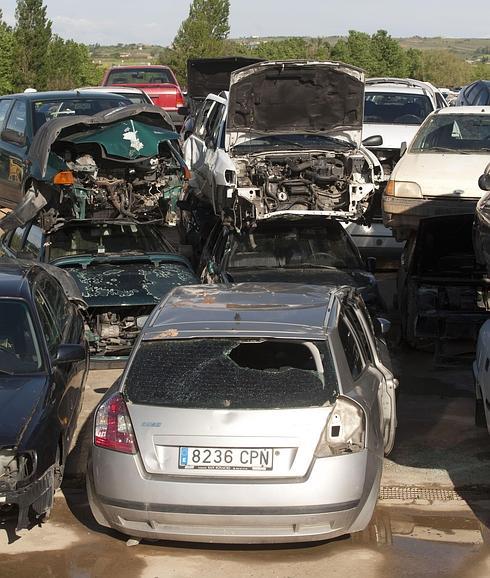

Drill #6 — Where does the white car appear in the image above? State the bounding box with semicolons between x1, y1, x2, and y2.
363;78;447;181
474;319;490;433
383;106;490;239
183;61;383;227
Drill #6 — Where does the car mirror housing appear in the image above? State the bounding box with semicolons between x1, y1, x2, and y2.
478;172;490;192
54;344;86;365
362;135;383;147
375;318;391;336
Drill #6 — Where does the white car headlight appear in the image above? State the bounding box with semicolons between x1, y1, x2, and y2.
385;180;422;198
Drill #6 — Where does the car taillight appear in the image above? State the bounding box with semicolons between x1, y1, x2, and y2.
315;397;365;457
176;92;185;107
94;393;137;454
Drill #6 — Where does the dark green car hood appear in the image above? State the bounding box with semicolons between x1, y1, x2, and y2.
55;255;197;308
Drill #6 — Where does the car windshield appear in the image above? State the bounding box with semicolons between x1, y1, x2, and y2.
0;300;43;375
364;92;433;125
32;98;130;133
233;133;353;151
106;68;175;85
125;339;338;409
47;223;170;260
227;223;362;270
410;114;490;153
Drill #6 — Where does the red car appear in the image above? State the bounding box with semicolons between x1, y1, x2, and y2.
102;65;185;127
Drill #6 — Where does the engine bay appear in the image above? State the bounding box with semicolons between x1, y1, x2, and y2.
233;150;376;219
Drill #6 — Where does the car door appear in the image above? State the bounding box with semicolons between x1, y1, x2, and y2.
183;96;216;172
33;273;86;448
0;99;30;207
346;296;397;455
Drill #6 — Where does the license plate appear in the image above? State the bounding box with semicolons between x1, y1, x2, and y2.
179;447;274;471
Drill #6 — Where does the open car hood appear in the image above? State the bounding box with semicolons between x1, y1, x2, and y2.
227;61;365;147
27;104;177;180
187;57;264;101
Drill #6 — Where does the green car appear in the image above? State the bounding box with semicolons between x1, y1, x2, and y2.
0;102;188;234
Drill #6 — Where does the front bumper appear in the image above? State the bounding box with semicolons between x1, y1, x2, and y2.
383;196;478;230
0;466;54;530
87;449;381;543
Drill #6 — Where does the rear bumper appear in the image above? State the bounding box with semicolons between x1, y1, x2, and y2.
383;196;478;231
87;448;381;543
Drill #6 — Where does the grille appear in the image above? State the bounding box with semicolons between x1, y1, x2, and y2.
379;486;465;502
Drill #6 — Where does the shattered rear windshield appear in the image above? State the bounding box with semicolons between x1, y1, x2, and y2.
124;339;338;409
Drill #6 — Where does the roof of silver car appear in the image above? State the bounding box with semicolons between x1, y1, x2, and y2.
143;283;334;340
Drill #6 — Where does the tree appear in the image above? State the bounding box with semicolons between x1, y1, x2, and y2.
13;0;52;91
370;30;408;77
45;36;103;90
0;10;14;94
250;37;330;61
331;31;376;73
161;0;230;83
418;50;471;87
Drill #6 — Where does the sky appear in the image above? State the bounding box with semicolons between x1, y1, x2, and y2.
1;0;488;45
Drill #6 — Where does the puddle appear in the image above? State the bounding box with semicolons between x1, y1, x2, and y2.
0;494;489;578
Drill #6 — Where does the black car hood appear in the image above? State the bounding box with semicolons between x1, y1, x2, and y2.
0;375;48;448
227;61;364;137
27;104;176;180
187;57;264;100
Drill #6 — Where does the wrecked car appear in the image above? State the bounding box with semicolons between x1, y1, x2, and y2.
0;104;189;235
87;283;397;544
183;61;383;233
0;90;132;211
199;215;385;315
397;213;490;360
1;220;198;365
0;257;88;531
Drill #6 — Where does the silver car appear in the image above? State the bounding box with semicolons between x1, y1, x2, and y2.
87;283;397;543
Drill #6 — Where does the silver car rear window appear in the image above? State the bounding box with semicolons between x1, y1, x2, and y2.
124;339;338;409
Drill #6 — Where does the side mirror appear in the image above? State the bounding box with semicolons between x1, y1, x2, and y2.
177;106;189;117
400;141;408;156
362;135;383;147
366;256;377;274
54;344;86;365
478;172;490;192
375;318;391;336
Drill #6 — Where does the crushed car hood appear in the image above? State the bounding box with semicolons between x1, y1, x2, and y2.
0;375;48;448
55;255;197;307
27;104;178;180
187;57;264;100
227;61;365;146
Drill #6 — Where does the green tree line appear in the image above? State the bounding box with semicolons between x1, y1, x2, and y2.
160;0;490;88
0;0;102;94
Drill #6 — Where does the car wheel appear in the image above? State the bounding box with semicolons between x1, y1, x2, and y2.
475;388;487;428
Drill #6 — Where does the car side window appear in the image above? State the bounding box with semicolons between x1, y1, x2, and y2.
34;287;61;356
38;275;70;337
338;315;365;380
24;225;43;258
194;100;214;138
344;304;374;364
5;100;27;140
203;102;222;143
9;226;27;253
209;103;225;146
0;99;13;129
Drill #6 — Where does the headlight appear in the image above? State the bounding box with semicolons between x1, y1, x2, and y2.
315;397;366;457
385;180;422;198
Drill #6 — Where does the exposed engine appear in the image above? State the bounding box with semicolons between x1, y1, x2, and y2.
233;151;376;219
43;141;185;230
85;307;153;357
0;450;34;492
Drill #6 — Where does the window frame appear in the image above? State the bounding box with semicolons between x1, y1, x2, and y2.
3;99;28;144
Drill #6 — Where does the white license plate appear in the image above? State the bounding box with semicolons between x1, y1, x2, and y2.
179;447;274;471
